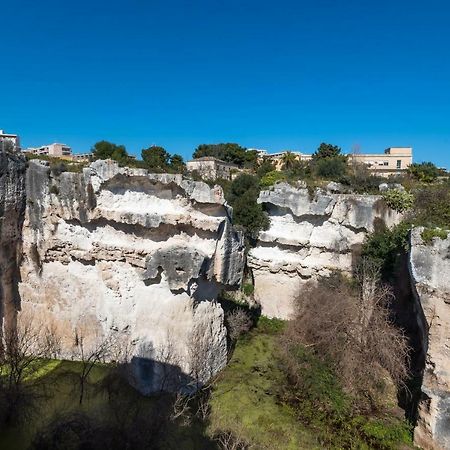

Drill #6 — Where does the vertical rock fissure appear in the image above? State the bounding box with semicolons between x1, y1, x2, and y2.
0;151;27;339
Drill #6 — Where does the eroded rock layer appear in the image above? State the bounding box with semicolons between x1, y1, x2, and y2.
0;151;26;334
409;228;450;450
19;160;245;392
249;183;402;318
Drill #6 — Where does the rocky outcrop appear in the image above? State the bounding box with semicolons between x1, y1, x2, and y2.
409;228;450;450
249;183;402;318
19;160;245;392
0;151;26;335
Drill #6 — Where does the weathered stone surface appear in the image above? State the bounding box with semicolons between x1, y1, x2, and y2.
409;228;450;450
249;183;402;318
19;160;245;392
0;151;27;334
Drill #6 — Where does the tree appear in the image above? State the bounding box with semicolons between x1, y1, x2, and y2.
91;141;129;165
71;327;117;405
169;154;185;173
281;266;410;410
226;174;269;241
408;162;441;183
256;158;275;178
141;145;170;171
281;151;297;170
0;314;61;426
313;156;347;179
312;142;342;159
193;143;252;167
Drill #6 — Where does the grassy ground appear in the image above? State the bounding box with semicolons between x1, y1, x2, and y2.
0;317;414;449
208;321;318;449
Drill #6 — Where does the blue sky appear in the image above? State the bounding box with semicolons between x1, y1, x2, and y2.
1;0;450;167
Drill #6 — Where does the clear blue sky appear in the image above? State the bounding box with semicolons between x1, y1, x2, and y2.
1;0;449;167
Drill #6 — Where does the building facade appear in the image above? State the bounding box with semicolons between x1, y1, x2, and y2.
349;147;413;176
23;143;72;158
186;157;239;180
0;129;21;152
257;147;412;176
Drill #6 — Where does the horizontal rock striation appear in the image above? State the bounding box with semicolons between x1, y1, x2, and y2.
249;183;402;318
19;159;245;392
409;228;450;450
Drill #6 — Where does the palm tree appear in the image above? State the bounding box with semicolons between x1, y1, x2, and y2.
281;151;297;170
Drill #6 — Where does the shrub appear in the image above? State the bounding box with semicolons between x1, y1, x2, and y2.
312;156;347;179
49;184;59;195
382;189;414;213
225;309;252;342
226;174;269;241
361;221;411;279
281;267;410;411
259;170;285;188
421;228;448;244
408;162;440;183
413;184;450;228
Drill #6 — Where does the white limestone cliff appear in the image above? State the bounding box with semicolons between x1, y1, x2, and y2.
409;228;450;450
249;182;402;318
19;160;245;392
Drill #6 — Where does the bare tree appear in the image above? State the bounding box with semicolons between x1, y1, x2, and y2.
225;308;252;343
282;265;410;410
71;326;117;405
0;313;61;425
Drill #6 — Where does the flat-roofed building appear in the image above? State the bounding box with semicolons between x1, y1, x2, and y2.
23;143;72;159
0;129;21;152
349;147;413;176
186;156;239;180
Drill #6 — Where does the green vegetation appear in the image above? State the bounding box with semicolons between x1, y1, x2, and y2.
408;161;441;183
259;170;286;187
209;316;413;449
421;227;448;244
25;154;88;174
312;142;342;159
224;173;269;242
91;140;130;166
141;145;185;173
381;189;414;213
193;143;257;167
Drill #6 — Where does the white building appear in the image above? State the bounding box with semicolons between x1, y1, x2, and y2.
0;129;21;152
23;143;72;158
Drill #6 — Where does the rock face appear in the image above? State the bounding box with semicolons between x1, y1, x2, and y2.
19;160;245;392
409;228;450;450
248;183;402;318
0;151;27;335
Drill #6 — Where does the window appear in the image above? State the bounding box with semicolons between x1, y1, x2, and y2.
396;160;402;169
